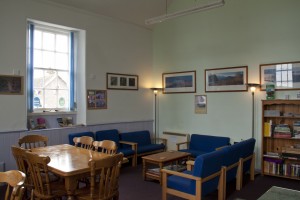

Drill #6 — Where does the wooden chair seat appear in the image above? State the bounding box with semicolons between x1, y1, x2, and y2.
0;170;26;200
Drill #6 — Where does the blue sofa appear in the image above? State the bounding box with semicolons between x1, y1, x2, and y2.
177;134;230;158
119;130;166;158
95;129;137;166
161;149;226;200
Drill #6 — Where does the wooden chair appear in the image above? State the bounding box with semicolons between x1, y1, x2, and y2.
18;135;48;149
0;170;26;200
76;153;124;200
73;136;94;150
24;151;67;199
11;146;32;199
93;140;117;154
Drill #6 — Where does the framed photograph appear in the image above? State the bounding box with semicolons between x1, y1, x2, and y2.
205;66;248;92
0;75;23;95
195;95;207;114
260;61;300;90
107;73;138;90
87;90;107;109
162;71;196;94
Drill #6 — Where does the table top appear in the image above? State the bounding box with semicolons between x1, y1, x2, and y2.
142;151;190;163
258;186;300;200
31;144;109;177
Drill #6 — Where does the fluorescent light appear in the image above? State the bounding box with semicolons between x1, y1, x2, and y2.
145;0;225;25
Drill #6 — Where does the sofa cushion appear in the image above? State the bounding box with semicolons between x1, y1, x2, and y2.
221;144;241;182
178;149;207;158
68;132;94;145
238;138;256;173
137;144;165;154
167;171;195;194
189;134;230;152
117;148;135;157
120;130;152;147
95;129;120;147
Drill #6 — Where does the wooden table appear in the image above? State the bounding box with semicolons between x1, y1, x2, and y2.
31;144;109;200
142;151;191;184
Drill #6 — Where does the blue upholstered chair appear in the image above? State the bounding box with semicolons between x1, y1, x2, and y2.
68;131;95;145
95;129;137;166
177;134;230;159
161;150;226;200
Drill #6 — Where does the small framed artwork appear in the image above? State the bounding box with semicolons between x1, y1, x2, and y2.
195;95;207;114
0;75;23;95
162;71;196;94
205;66;248;92
260;61;300;90
87;90;107;109
107;73;138;90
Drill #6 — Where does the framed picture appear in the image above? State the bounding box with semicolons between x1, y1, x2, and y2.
107;73;138;90
87;90;107;109
0;75;23;95
260;61;300;90
162;71;196;94
195;95;207;114
205;66;248;92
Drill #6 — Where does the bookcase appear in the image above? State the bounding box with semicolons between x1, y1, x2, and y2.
261;100;300;180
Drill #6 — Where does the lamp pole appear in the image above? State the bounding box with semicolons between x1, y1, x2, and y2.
150;88;161;144
247;83;260;139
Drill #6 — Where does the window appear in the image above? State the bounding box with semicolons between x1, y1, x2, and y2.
28;22;75;112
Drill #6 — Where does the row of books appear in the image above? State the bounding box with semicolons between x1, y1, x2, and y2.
264;160;300;178
263;121;300;138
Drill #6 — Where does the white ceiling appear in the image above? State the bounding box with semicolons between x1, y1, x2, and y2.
45;0;172;29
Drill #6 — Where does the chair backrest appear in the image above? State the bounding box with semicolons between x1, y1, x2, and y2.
189;134;230;152
73;136;94;149
11;146;29;174
68;131;94;145
95;129;120;147
0;170;26;200
88;153;123;199
24;151;52;199
120;130;151;146
18;134;48;149
93;140;117;154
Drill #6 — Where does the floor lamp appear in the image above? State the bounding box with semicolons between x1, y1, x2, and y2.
247;83;260;138
150;88;162;144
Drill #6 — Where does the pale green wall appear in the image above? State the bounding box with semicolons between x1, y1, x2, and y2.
153;0;300;167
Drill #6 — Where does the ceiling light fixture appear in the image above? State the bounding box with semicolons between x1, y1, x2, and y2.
145;0;225;25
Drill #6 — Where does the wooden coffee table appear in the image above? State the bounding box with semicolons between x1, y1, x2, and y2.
142;151;191;184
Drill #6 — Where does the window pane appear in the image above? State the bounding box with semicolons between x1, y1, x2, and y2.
56;34;68;53
58;71;69;89
282;71;287;81
44;89;57;108
57;90;69;109
42;51;55;68
276;71;282;81
55;53;68;70
282;64;287;70
33;50;42;68
34;69;44;88
34;30;42;49
276;64;282;71
43;32;55;51
44;70;57;89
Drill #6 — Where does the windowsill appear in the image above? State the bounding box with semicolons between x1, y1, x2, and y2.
28;111;77;116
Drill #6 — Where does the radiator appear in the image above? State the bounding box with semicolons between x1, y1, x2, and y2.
162;131;190;151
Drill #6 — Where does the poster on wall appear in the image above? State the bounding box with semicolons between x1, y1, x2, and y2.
0;75;23;95
162;71;196;94
195;95;207;114
87;90;107;109
106;73;138;90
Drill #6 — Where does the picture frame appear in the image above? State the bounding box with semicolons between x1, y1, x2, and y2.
107;73;138;90
162;71;196;94
87;90;107;109
0;75;23;95
195;95;207;114
205;66;248;92
259;61;300;90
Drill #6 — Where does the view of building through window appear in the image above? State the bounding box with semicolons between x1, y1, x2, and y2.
32;26;71;111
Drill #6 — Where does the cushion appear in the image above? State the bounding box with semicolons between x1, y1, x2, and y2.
95;129;120;147
68;132;94;145
120;131;152;147
117;148;135;157
136;144;165;154
189;134;230;152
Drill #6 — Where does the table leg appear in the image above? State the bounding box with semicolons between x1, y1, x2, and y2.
159;163;163;185
64;176;78;200
142;159;146;180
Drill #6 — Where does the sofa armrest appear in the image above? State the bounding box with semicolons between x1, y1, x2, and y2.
215;145;229;151
161;169;201;181
176;141;190;150
186;160;195;171
119;141;137;151
155;137;167;146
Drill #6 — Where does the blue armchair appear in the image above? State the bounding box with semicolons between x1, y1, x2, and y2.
161;150;226;200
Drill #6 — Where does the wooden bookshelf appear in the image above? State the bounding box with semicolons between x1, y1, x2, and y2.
261;100;300;180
